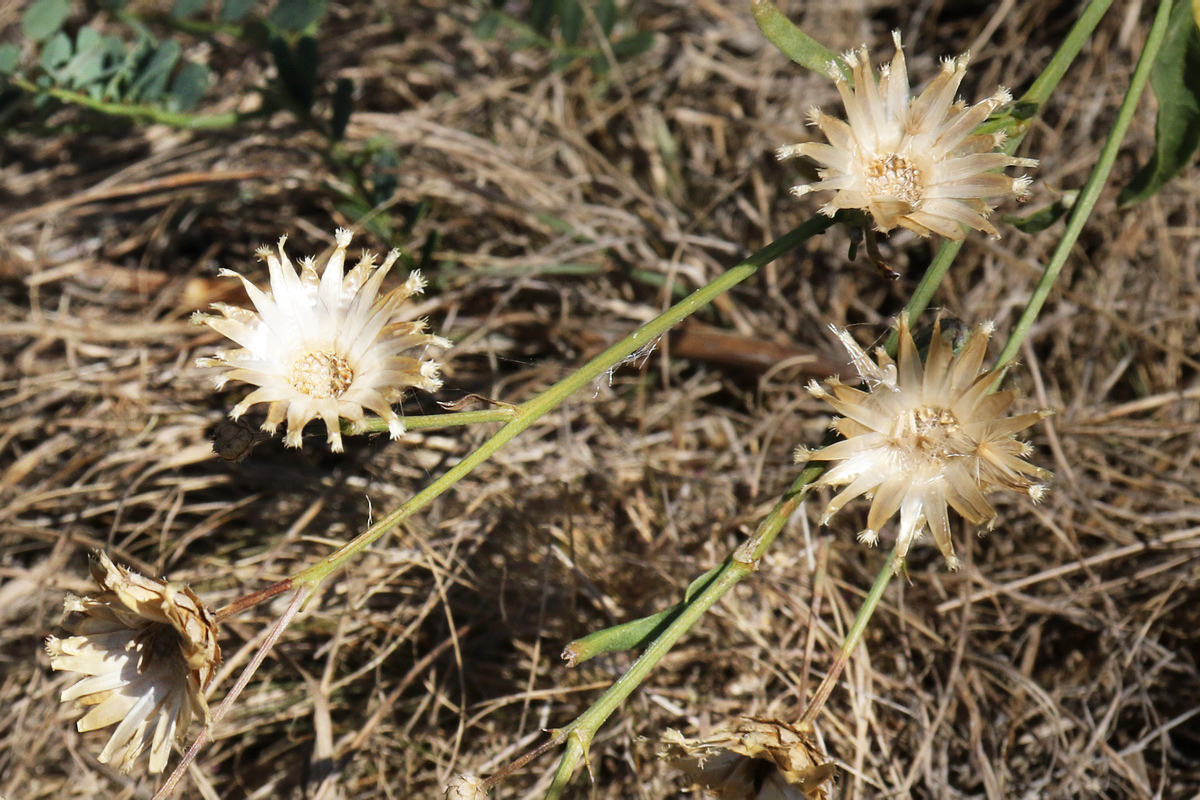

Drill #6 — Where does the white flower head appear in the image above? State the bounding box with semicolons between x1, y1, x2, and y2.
778;31;1037;240
799;317;1051;570
194;228;451;451
45;553;221;774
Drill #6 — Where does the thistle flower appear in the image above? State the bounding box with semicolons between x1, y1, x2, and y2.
777;31;1037;240
45;553;221;774
798;318;1051;570
661;718;836;800
194;228;450;451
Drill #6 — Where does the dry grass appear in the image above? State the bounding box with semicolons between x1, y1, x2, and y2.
2;1;1199;798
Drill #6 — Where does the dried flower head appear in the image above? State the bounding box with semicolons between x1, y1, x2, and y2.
798;317;1051;570
45;553;221;774
778;31;1036;240
661;718;836;800
444;773;488;799
194;228;450;451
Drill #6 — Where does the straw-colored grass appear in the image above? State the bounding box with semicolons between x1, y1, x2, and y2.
2;2;1197;798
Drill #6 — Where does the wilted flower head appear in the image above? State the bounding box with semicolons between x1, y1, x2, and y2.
661;718;836;800
194;228;450;451
778;31;1036;240
444;773;488;799
798;317;1051;570
45;552;221;774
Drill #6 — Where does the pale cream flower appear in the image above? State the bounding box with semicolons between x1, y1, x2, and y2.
45;553;221;774
798;317;1051;570
778;31;1037;239
194;228;450;451
661;718;836;800
444;773;488;799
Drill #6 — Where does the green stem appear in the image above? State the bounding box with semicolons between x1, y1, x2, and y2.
542;464;826;798
354;407;518;434
1020;0;1116;108
291;217;834;589
540;4;1126;787
797;546;897;728
994;0;1172;369
9;76;252;129
895;0;1114;346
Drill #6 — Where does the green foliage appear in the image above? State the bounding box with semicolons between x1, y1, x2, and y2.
1002;192;1077;234
750;0;845;79
475;0;655;75
1118;0;1200;206
22;0;70;42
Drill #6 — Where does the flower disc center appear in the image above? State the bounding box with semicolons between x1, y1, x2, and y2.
865;153;923;206
910;405;962;455
289;351;354;399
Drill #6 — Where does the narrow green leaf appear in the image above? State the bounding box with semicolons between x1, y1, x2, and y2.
221;0;256;23
529;0;555;37
269;0;326;32
1118;0;1200;206
329;76;353;141
168;61;210;110
0;44;20;76
561;563;725;666
556;0;583;45
1001;192;1076;234
129;40;180;101
609;31;655;61
22;0;70;42
473;10;501;40
596;0;617;37
171;0;208;19
750;0;846;79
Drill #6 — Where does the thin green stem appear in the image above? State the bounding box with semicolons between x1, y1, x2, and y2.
1020;0;1116;108
291;217;833;590
797;546;898;728
539;4;1124;786
994;0;1173;369
9;76;252;129
354;407;518;434
542;464;825;798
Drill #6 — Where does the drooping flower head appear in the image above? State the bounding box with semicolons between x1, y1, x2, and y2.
778;31;1037;240
661;718;836;800
194;228;450;451
798;317;1051;570
45;553;221;774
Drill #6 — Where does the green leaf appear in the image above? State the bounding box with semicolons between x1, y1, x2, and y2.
529;0;555;37
595;0;617;37
330;76;353;141
750;0;845;79
473;10;501;40
562;563;726;667
369;146;399;206
1001;193;1075;234
129;40;181;101
269;0;326;32
40;31;72;73
59;27;111;89
556;0;583;45
171;0;208;19
609;30;654;61
1118;0;1200;207
221;0;256;23
22;0;70;42
168;61;210;110
0;44;20;76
